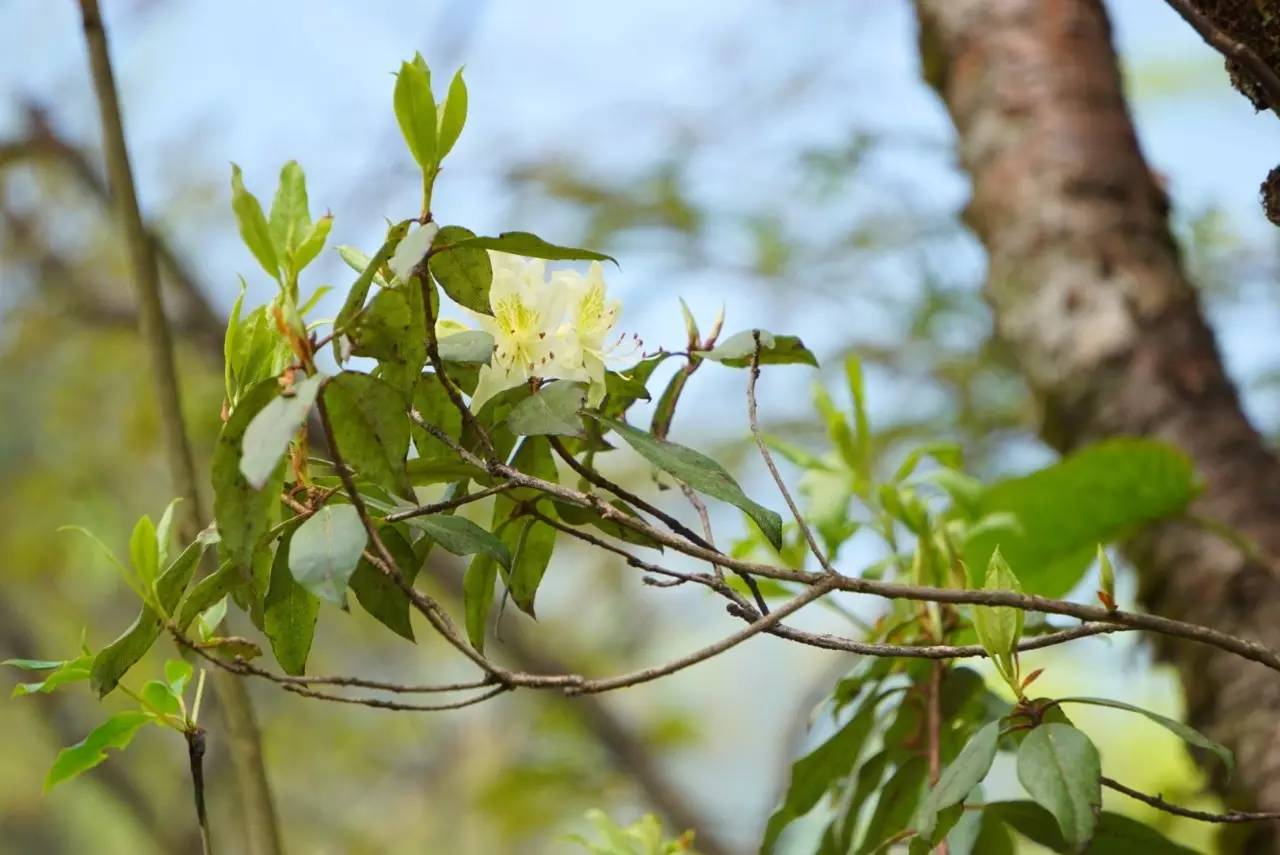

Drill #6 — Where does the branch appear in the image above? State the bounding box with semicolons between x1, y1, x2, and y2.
76;3;282;853
1102;776;1280;823
1161;0;1280;115
412;412;1280;676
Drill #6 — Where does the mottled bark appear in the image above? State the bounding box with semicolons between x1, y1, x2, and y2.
914;0;1280;848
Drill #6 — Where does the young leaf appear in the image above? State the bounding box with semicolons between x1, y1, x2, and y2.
264;529;321;674
428;225;493;314
404;514;511;568
393;59;438;169
129;514;159;593
693;329;818;368
333;220;412;350
240;373;324;489
507;381;587;437
268;160;311;261
350;525;420;642
294;214;333;273
1096;545;1116;609
322;372;412;497
593;415;784;549
972;547;1024;683
45;711;152;791
91;535;210;697
441;231;616;264
230;164;279;281
165;659;193;696
288;505;368;605
1016;723;1102;850
437;67;468;158
154;498;181;570
915;721;1000;841
1057;696;1233;779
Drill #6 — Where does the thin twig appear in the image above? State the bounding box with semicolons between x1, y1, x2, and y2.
315;386;498;677
418;418;1280;675
383;483;514;523
748;331;835;573
1102;776;1280;823
186;728;212;855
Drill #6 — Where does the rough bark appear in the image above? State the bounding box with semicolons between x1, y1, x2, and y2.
913;0;1280;848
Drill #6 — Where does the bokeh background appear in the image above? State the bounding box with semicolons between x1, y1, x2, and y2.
1;1;1278;853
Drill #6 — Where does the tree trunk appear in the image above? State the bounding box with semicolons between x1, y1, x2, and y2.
913;0;1280;848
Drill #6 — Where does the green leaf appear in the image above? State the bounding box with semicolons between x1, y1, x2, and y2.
463;553;498;652
856;755;927;854
240;373;324;489
288;505;368;605
552;499;664;551
693;329;818;368
437;68;468;158
10;655;92;698
429;225;493;314
90;534;210;697
323;372;412;497
411;372;463;461
972;548;1023;681
1016;724;1101;850
405;514;511;568
507;382;587;437
350;526;419;641
264;530;321;673
214;379;287;596
986;801;1195;855
503;516;557;617
964;439;1198;596
1057;696;1232;779
593;415;783;549
45;712;152;791
176;561;240;633
761;698;880;853
442;231;616;264
4;659;66;671
333;220;412;351
394;59;438;169
437;329;495;364
336;245;384;283
916;721;999;841
230;164;279;281
129;514;159;594
350;285;426;397
268;160;311;261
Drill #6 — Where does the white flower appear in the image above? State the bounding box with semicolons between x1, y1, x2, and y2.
389;222;439;284
469;252;571;410
553;262;625;406
466;252;630;411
